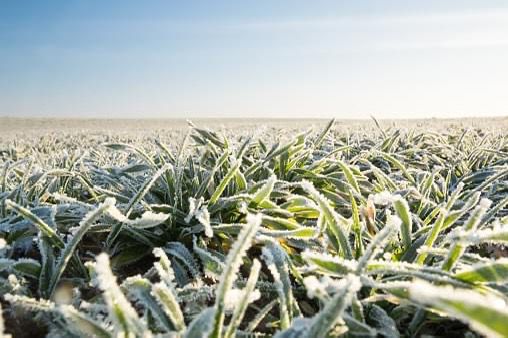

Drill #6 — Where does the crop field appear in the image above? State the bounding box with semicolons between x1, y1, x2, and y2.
0;117;507;337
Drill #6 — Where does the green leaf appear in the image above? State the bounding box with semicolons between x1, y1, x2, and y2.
302;251;356;275
251;175;276;206
58;305;112;338
10;259;41;279
365;304;400;338
184;307;215;338
5;199;64;249
337;160;360;194
409;280;508;338
93;253;146;336
301;180;353;259
304;275;361;338
392;195;412;249
5;294;111;338
357;215;400;273
416;209;447;265
123;276;175;332
224;259;261;338
260;226;318;239
152;282;186;332
442;198;492;271
48;198;116;298
314;118;335;148
262;241;294;329
454;259;508;284
107;164;171;246
209;213;261;338
209;158;242;205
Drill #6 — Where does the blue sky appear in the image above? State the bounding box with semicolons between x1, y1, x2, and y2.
1;1;507;118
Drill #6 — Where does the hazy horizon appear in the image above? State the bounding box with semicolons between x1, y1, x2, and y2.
1;115;507;121
2;1;508;119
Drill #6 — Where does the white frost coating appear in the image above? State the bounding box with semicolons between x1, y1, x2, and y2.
382;252;392;261
372;191;394;206
479;198;493;209
217;193;252;202
333;275;360;293
185;197;202;223
152;248;176;286
300;180;317;195
125;163;172;217
107;203;169;229
197;208;213;238
386;213;402;231
224;288;261;311
94;254;118;290
49;204;58;227
304;275;361;302
367;259;445;275
303;275;328;300
251;289;261;302
455;223;508;244
346;274;362;294
416;245;432;254
152;247;165;258
0;238;6;250
8;274;21;292
239;201;248;214
185;197;213;237
4;293;55;311
322;276;349;295
392;194;403;202
367;279;412;290
229;156;239;168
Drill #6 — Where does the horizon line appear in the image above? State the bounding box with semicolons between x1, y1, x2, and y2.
1;115;507;121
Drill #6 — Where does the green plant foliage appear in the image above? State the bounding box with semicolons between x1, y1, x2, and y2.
0;119;507;337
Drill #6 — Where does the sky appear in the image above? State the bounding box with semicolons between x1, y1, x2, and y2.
1;1;508;119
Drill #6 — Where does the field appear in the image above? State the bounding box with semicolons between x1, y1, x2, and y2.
0;117;507;337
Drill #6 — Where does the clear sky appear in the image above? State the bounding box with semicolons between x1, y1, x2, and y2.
1;1;507;119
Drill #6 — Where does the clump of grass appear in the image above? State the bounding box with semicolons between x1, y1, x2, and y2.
0;119;507;337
